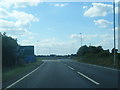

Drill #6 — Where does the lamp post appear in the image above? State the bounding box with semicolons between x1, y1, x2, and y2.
113;0;116;66
80;33;82;47
80;33;83;57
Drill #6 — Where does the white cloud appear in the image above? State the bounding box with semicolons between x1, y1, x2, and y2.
11;10;39;27
70;34;98;40
0;1;39;48
0;19;15;28
0;9;39;27
0;9;39;28
70;34;100;45
0;8;39;39
112;27;119;31
0;8;10;18
37;38;66;47
0;27;36;38
0;0;42;8
83;6;88;9
98;35;113;50
70;33;117;51
93;19;112;28
20;39;35;46
54;3;68;7
84;3;118;17
115;7;119;13
20;37;78;55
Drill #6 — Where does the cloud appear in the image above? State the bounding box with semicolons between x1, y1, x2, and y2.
20;37;78;55
0;0;42;8
0;1;39;48
70;34;100;45
70;33;117;51
0;27;36;38
0;8;39;39
97;34;119;50
83;6;88;9
11;10;39;27
54;3;68;7
0;9;39;28
98;35;113;50
93;19;112;28
70;34;98;40
37;38;66;47
84;3;118;17
0;8;10;18
112;27;119;31
20;39;35;46
0;8;39;27
0;19;15;28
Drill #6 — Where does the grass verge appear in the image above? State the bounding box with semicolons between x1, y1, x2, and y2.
72;54;120;69
2;57;43;82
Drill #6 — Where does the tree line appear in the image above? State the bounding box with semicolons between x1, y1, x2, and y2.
76;45;118;57
2;32;19;68
75;45;120;67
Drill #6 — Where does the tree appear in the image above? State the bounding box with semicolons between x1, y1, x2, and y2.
2;33;18;68
77;45;109;57
111;48;118;54
77;45;88;56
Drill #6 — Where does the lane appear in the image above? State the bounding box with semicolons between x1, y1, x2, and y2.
8;60;99;88
61;59;119;88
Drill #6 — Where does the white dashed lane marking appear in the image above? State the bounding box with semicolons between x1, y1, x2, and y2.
77;72;100;85
67;66;75;70
64;63;100;85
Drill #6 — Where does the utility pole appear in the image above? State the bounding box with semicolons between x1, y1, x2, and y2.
113;0;116;66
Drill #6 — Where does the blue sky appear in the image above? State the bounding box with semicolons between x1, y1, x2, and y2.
0;0;119;55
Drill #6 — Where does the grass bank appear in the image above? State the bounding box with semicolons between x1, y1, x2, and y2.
72;53;120;69
2;57;43;82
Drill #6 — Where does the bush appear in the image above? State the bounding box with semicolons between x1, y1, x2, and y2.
98;51;110;57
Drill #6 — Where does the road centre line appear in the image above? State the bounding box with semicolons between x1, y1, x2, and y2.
64;64;100;85
67;66;75;70
4;63;45;89
77;72;100;85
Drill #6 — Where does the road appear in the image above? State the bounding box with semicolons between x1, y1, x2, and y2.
5;59;119;88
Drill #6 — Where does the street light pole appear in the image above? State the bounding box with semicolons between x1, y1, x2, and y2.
113;0;116;66
80;33;83;57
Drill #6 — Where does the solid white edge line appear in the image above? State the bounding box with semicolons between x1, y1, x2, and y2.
5;62;45;89
77;72;100;85
67;66;74;70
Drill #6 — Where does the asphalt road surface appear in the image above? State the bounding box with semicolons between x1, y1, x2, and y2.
5;59;119;88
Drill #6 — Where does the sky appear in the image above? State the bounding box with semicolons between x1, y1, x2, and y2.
0;0;119;55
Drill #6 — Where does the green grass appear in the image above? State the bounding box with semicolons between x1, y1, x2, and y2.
2;57;43;82
72;54;120;69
